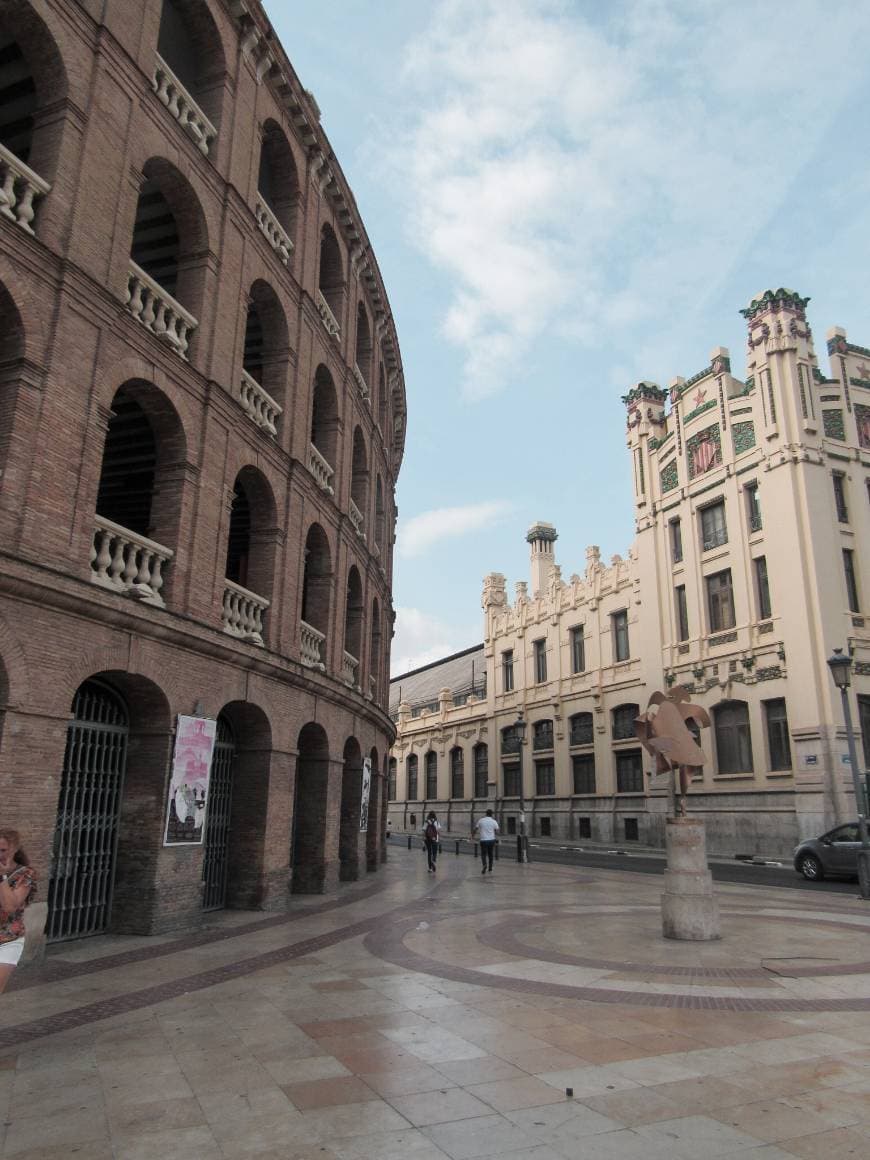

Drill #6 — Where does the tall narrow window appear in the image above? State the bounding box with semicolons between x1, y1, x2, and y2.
535;761;555;795
388;758;397;801
569;712;593;746
473;743;488;797
450;747;464;798
754;556;771;620
859;695;870;769
502;649;514;692
503;764;520;796
706;569;735;632
532;720;553;751
833;472;849;523
713;701;753;773
670;518;683;563
844;549;860;612
746;483;762;532
615;750;643;792
675;585;689;641
612;611;630;662
534;638;547;684
612;703;640;741
700;501;727;550
764;699;792;771
425;751;438;799
570;625;585;673
406;754;418;800
572;754;596;794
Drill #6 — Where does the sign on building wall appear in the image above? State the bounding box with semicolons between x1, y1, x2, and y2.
164;715;218;846
359;757;372;832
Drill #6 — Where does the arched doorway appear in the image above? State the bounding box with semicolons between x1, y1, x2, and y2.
292;722;330;893
339;736;362;881
201;713;234;911
366;747;380;871
47;679;129;941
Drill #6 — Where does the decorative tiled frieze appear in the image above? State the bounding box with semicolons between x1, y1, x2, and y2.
822;409;845;441
732;421;756;455
854;662;870;676
756;665;783;681
686;423;721;479
708;631;738;647
660;459;679;493
684;398;717;425
855;403;870;449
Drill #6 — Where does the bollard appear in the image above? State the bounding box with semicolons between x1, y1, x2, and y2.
495;842;499;861
455;839;460;855
473;842;478;858
407;834;412;850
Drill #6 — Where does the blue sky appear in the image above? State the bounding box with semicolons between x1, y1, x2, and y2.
270;0;870;675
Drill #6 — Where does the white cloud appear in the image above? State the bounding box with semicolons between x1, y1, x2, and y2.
395;0;870;398
391;606;480;677
397;500;512;558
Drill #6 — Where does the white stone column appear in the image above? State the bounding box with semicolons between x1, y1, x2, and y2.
661;817;720;940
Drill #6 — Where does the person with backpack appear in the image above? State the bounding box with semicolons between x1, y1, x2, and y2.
422;811;441;872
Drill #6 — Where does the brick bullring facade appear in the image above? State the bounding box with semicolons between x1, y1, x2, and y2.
0;0;406;940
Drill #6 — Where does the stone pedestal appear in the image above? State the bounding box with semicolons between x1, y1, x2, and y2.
661;817;720;941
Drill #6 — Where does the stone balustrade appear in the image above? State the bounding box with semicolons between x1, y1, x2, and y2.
349;498;365;540
239;369;281;436
255;194;293;264
90;516;173;606
0;142;50;234
308;442;335;494
222;579;269;645
368;673;377;701
316;290;340;339
152;54;216;155
126;261;198;359
352;363;369;400
300;620;326;669
342;650;359;688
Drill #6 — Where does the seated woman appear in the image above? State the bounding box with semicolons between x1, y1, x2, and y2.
0;828;36;993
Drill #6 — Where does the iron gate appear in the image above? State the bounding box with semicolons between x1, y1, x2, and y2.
202;714;234;911
47;680;129;941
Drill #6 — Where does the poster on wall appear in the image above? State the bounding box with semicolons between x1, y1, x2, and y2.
359;757;372;832
164;715;218;846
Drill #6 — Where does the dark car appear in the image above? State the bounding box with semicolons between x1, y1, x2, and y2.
794;823;862;880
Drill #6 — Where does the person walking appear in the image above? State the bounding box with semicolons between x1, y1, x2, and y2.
0;828;36;993
423;811;441;873
473;809;499;874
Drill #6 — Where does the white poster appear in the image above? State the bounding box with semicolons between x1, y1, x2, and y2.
164;715;218;846
359;757;372;832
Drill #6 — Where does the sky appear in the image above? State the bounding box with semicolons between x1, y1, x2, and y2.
268;0;870;676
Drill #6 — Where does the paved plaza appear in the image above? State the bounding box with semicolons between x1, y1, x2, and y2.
1;849;870;1159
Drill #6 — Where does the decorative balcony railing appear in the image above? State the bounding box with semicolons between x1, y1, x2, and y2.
368;673;377;701
254;194;293;265
316;289;340;339
348;498;365;540
152;54;217;155
0;142;50;234
222;579;269;645
307;442;334;494
352;363;369;400
238;369;281;436
90;516;173;606
300;620;326;669
126;261;198;359
342;650;359;688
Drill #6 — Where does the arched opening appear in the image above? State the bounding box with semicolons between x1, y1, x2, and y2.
92;381;185;605
240;280;289;432
406;753;418;799
374;476;386;562
342;566;363;688
355;302;372;386
366;746;380;871
300;523;331;668
317;225;343;335
309;365;338;493
0;653;9;767
339;736;363;881
256;119;299;261
154;0;224;152
350;426;368;540
450;746;464;799
473;742;488;798
48;672;171;940
0;281;25;475
378;364;387;435
612;703;640;741
570;712;593;746
425;750;438;800
222;467;275;645
292;722;330;894
370;598;381;704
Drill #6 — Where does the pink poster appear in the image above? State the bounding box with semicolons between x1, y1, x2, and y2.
164;715;218;846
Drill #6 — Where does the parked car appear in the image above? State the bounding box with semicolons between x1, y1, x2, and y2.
794;823;862;880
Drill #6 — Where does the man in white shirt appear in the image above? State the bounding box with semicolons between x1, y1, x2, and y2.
473;809;499;874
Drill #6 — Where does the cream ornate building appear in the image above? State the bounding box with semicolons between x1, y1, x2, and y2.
388;289;870;857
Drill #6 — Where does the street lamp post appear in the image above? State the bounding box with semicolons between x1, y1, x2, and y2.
827;648;870;899
514;712;529;863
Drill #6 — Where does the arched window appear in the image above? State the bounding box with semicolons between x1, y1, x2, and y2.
342;567;363;688
406;753;418;800
350;427;368;540
256;119;298;262
0;281;25;474
308;365;338;493
355;302;372;388
473;743;488;797
154;0;225;153
388;757;397;801
222;468;275;645
378;364;387;434
569;712;593;746
370;598;382;703
374;476;386;562
300;523;331;668
239;281;289;434
450;746;464;799
425;750;438;799
713;700;753;774
612;703;640;741
316;225;343;336
532;719;553;751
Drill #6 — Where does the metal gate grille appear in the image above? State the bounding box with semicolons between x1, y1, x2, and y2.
202;715;234;911
47;680;128;941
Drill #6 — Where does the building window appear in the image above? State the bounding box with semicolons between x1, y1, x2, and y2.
624;818;639;841
535;761;555;795
746;483;762;532
706;569;735;632
502;649;514;692
700;500;727;551
764;699;792;771
675;584;689;641
833;472;849;523
406;754;418;800
534;638;547;683
450;747;464;798
844;549;860;612
713;701;753;773
425;751;437;798
501;725;520;755
859;695;870;769
473;743;488;797
569;712;593;746
503;765;520;796
539;817;551;837
577;816;591;839
612;610;630;662
670;518;683;563
532;720;553;751
570;625;586;673
409;812;417;829
754;556;771;620
572;754;596;794
506;815;517;835
388;758;397;802
612;703;639;741
615;749;643;792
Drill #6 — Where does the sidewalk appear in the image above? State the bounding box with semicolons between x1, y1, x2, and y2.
1;849;869;1158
